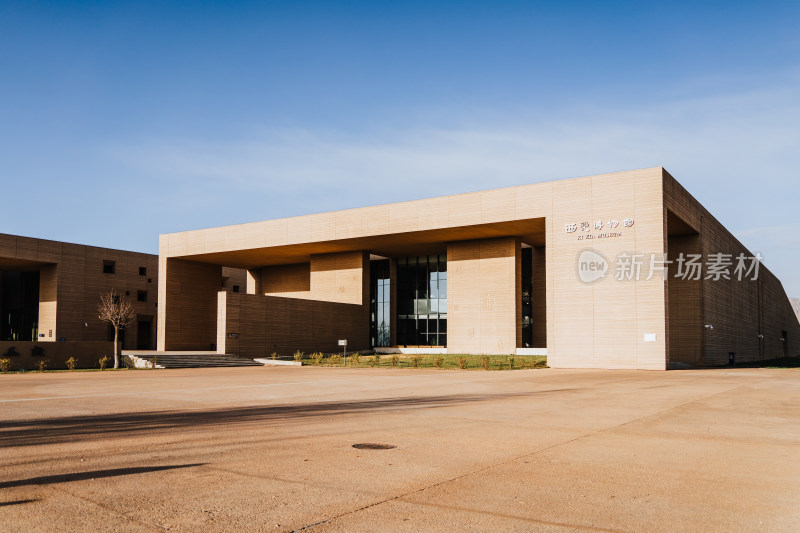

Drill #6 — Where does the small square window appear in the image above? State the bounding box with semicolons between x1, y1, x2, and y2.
139;267;147;276
137;290;147;302
103;260;115;274
148;278;152;284
232;285;240;293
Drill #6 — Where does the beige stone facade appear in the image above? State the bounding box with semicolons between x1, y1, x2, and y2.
153;167;799;369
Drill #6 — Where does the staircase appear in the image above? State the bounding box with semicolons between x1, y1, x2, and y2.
123;351;264;369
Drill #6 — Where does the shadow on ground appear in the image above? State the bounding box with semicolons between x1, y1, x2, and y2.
0;464;206;489
0;391;569;447
0;499;40;507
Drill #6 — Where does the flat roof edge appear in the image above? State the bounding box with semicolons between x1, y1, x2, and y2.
160;166;666;241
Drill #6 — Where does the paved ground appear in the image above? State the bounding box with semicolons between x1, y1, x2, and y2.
1;366;798;532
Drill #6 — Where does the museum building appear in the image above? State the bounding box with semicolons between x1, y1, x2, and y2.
156;167;800;369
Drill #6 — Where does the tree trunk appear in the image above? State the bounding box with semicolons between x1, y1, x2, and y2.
114;327;119;369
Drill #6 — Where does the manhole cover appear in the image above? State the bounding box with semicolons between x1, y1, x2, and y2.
352;443;396;450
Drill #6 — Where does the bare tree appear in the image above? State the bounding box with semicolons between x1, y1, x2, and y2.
97;290;137;369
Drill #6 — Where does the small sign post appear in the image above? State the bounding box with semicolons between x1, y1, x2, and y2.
338;339;347;366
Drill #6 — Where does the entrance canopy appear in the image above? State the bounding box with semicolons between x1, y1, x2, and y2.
164;218;546;270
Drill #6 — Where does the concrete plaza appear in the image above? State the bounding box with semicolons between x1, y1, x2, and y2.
1;366;798;532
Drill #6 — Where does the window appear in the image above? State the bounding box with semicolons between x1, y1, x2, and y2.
139;267;147;276
137;290;147;302
521;247;533;347
232;285;240;293
370;260;391;347
103;260;115;274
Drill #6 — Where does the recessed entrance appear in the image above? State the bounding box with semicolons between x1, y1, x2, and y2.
0;271;39;341
137;317;153;350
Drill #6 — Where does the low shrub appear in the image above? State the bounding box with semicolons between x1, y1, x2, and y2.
508;355;516;369
312;352;324;364
481;356;490;371
433;356;444;369
390;354;399;368
368;354;381;367
457;356;467;369
533;359;548;368
329;354;342;366
151;355;159;369
350;353;360;366
66;357;78;371
411;354;422;368
293;351;304;362
495;361;504;370
122;356;134;370
0;358;11;373
271;352;279;360
36;359;49;372
99;355;110;370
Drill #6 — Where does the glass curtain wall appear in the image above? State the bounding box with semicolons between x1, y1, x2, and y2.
397;254;447;346
369;260;391;347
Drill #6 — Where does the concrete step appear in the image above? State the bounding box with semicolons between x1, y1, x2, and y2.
124;352;264;369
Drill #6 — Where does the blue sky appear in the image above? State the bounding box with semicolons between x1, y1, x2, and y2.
1;1;799;294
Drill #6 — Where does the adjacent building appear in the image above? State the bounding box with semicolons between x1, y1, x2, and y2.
0;233;244;351
0;234;160;348
156;167;800;369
